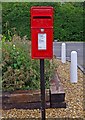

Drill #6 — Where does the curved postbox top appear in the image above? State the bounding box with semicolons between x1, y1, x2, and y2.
31;6;53;28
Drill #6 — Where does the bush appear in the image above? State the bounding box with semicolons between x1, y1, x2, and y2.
2;35;57;91
2;2;83;41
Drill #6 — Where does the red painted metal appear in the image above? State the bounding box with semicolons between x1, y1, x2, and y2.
31;6;54;59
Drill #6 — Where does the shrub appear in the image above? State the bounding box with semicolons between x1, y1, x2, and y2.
2;35;57;91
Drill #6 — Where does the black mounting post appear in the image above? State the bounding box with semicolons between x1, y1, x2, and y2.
40;59;45;120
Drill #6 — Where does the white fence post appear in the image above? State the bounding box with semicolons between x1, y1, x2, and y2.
70;51;78;83
61;43;66;63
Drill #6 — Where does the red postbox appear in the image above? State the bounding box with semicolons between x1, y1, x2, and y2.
31;6;53;59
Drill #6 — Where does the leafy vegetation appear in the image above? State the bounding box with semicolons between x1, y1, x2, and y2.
2;2;83;41
2;35;57;91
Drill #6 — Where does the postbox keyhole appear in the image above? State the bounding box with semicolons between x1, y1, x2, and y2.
40;29;44;32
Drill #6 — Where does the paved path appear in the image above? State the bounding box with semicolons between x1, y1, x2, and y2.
53;42;84;73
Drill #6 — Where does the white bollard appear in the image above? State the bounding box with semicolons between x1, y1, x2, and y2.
70;51;78;83
61;43;66;63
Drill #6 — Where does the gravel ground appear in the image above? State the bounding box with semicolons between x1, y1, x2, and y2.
1;59;84;119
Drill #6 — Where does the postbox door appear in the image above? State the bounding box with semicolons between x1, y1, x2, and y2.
32;28;53;59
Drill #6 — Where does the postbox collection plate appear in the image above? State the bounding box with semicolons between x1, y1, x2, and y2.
38;33;46;50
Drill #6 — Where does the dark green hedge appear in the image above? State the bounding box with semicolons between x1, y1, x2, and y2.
2;2;84;41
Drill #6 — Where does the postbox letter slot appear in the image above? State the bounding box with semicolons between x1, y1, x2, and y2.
33;16;51;19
